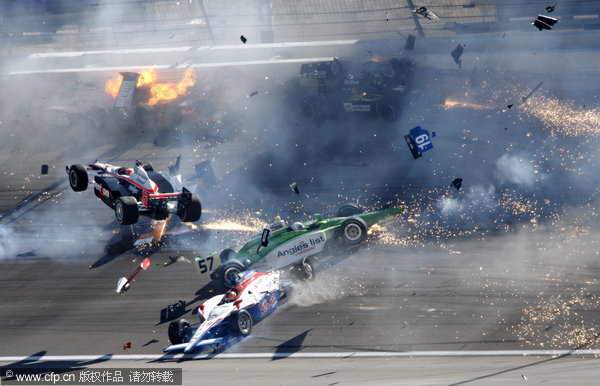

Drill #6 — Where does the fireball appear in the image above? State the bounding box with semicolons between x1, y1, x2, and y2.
104;68;196;105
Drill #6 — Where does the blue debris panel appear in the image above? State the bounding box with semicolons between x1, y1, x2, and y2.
404;126;434;159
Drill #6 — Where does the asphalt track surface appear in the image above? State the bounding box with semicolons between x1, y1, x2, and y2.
3;7;600;386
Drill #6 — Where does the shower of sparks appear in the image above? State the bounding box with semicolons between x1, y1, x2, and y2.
202;220;258;232
522;95;600;139
436;98;493;110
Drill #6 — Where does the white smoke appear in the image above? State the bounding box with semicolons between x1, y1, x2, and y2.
0;225;18;259
494;153;536;188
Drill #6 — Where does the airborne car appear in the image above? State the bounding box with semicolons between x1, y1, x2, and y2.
197;205;404;287
66;160;201;225
164;270;286;353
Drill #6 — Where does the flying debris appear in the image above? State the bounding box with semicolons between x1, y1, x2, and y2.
546;4;556;13
240;35;247;44
451;45;464;68
404;126;434;159
41;165;49;175
289;181;299;194
248;91;258;97
533;15;558;31
452;178;463;191
522;81;544;102
17;251;36;258
413;7;439;20
116;258;151;294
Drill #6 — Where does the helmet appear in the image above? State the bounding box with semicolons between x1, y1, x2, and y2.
291;222;305;231
224;290;237;303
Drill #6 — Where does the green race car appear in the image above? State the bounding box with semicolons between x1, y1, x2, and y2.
196;205;404;287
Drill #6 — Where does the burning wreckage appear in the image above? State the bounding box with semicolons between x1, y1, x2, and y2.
298;56;413;122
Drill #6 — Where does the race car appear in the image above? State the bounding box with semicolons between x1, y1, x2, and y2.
164;270;287;353
300;57;411;122
197;204;404;287
66;159;201;225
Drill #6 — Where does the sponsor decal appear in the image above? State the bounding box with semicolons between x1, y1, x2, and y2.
343;102;371;112
275;232;326;258
259;292;277;315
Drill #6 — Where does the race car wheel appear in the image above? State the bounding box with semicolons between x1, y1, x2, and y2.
178;193;202;223
336;204;363;217
115;196;139;225
222;261;245;288
376;103;396;122
341;218;367;244
231;310;253;336
68;164;88;192
219;248;236;263
168;319;191;345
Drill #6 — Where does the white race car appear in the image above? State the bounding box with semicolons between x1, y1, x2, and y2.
164;270;287;353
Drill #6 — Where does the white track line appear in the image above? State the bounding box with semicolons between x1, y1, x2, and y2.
1;350;600;362
8;57;334;75
26;40;358;59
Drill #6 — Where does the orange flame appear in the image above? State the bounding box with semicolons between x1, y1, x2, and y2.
104;68;196;105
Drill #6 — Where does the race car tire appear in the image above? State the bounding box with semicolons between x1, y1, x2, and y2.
115;196;139;225
168;319;191;345
178;193;202;223
336;204;363;217
376;103;396;122
221;261;245;288
341;218;367;244
230;310;253;336
219;248;236;263
68;164;88;192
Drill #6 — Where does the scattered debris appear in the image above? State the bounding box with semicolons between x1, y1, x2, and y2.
533;15;558;31
290;181;300;194
452;178;463;191
248;91;258;97
413;7;439;20
386;11;389;21
546;4;556;13
522;81;544;103
432;131;437;138
143;339;159;347
404;126;434;159
405;34;416;50
116;258;151;294
41;164;49;175
522;374;528;381
17;251;36;258
507;104;514;109
240;35;247;44
123;342;132;350
168;300;186;313
451;44;464;68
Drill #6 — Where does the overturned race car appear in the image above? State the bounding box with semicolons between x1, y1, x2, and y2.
66;160;201;225
198;204;404;287
164;270;287;353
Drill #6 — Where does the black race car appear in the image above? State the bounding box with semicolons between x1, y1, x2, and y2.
66;160;201;225
299;57;412;122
